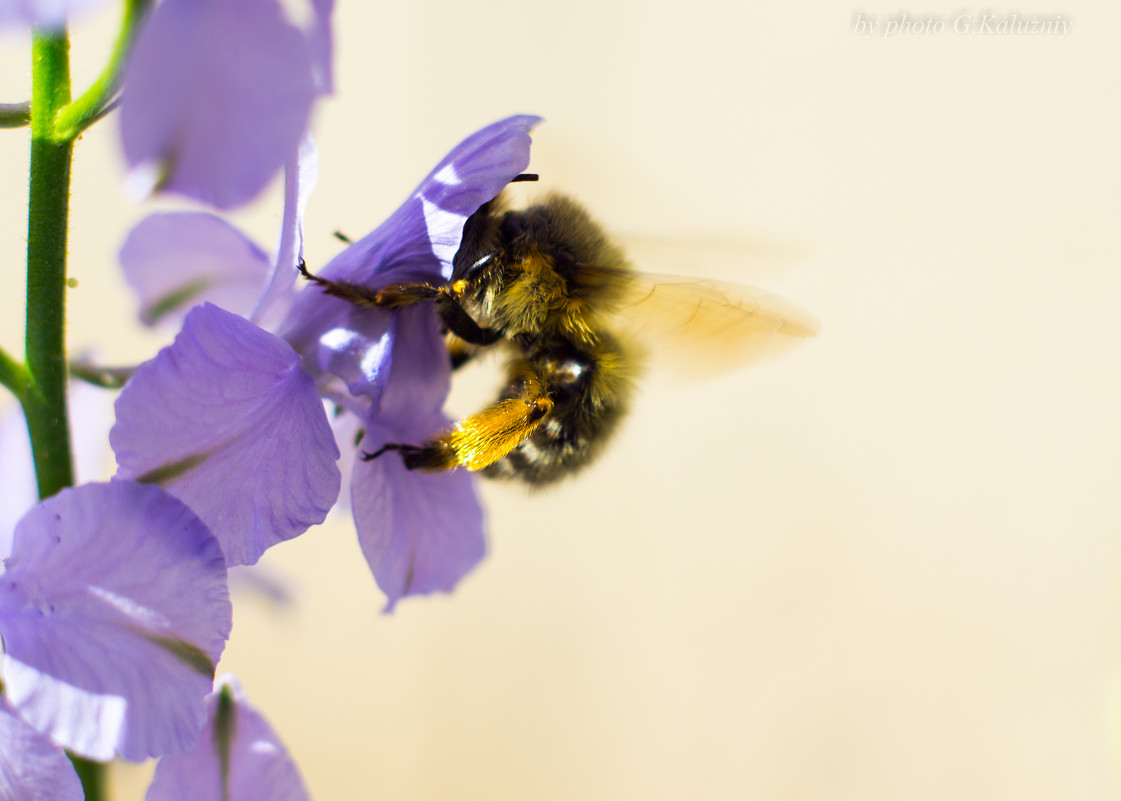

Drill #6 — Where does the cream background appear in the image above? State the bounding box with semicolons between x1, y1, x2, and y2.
3;1;1121;799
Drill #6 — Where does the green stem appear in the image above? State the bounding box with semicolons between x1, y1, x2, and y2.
69;359;134;390
55;0;153;138
0;346;30;400
25;31;75;501
0;101;31;128
25;29;107;801
69;756;107;801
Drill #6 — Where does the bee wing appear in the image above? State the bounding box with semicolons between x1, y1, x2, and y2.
608;271;820;378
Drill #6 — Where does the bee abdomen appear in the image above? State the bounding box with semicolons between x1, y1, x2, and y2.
483;336;632;486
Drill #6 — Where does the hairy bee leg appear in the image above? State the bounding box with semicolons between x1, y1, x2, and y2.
297;259;503;345
297;259;442;309
433;293;503;346
361;443;441;465
363;372;554;473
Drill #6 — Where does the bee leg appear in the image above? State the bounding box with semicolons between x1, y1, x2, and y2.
432;293;503;346
361;442;448;468
363;371;553;473
297;260;503;345
297;259;442;309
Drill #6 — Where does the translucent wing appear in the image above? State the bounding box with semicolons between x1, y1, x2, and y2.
607;271;820;378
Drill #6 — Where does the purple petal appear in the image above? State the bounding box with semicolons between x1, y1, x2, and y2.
317;318;393;406
0;482;231;761
111;304;341;566
316;302;449;415
120;0;317;209
0;0;108;28
146;675;309;801
121;212;272;327
353;417;486;613
415;114;542;275
0;699;82;801
249;134;319;329
308;0;335;94
377;306;452;421
278;115;540;370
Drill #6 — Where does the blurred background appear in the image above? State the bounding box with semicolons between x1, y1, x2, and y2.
3;0;1121;798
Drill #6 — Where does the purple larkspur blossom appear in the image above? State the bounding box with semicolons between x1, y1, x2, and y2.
146;675;310;801
113;143;338;570
0;481;232;761
120;0;330;209
111;302;342;567
120;212;274;326
114;116;540;608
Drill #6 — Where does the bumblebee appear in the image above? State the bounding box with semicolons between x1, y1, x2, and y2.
300;184;818;485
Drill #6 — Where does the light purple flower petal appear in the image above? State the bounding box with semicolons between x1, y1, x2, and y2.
317;318;393;406
0;0;108;29
120;0;317;209
146;675;309;801
375;307;452;421
249;133;319;329
111;303;341;566
348;301;485;611
0;698;82;801
414;114;542;277
279;115;540;374
308;0;335;94
316;301;448;414
121;212;272;327
0;482;231;762
353;419;487;613
350;305;483;610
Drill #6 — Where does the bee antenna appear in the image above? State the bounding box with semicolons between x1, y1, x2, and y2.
510;173;538;183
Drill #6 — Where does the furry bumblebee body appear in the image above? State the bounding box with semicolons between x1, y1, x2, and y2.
446;193;636;484
300;187;817;485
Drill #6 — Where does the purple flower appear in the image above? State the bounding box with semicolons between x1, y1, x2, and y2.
0;697;82;801
115;116;540;608
0;481;232;761
120;212;274;327
111;303;342;567
146;675;310;801
120;0;330;209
